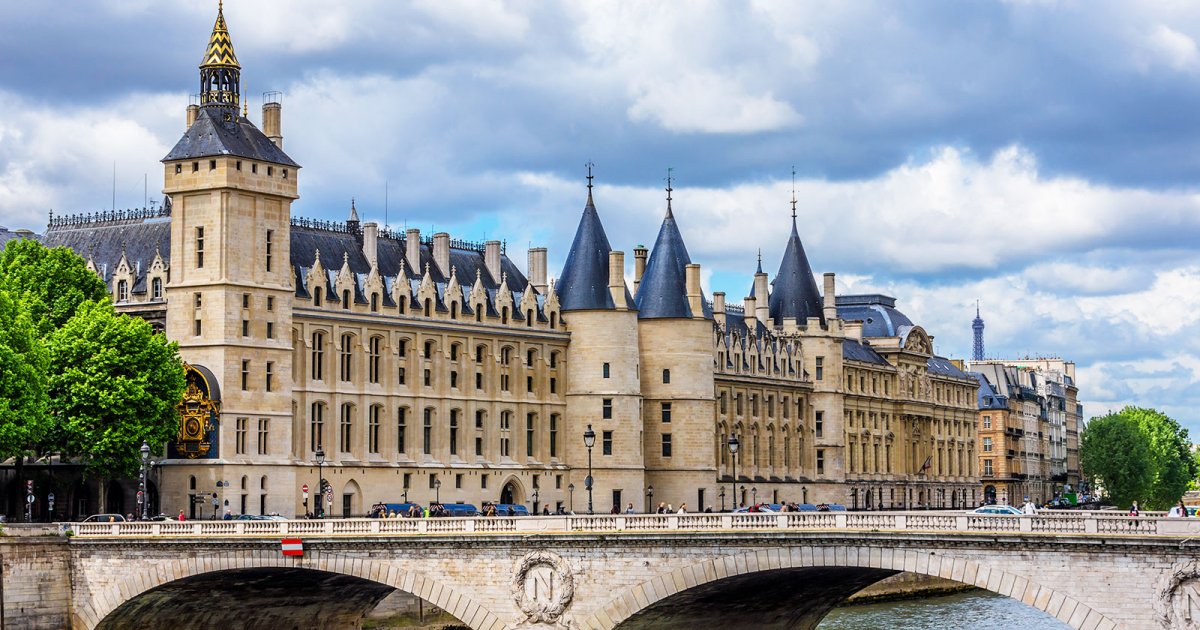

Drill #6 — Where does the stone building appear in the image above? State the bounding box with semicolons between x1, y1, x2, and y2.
968;357;1081;506
12;5;979;519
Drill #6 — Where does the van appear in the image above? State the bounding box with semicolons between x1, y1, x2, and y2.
440;503;479;517
491;504;530;516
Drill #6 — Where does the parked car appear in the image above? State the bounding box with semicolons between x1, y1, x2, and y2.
381;502;423;517
81;514;126;523
734;503;783;513
492;504;530;516
235;514;287;521
440;503;479;517
968;505;1024;516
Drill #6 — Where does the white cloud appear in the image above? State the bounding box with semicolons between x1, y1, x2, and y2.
1141;24;1200;72
627;73;802;134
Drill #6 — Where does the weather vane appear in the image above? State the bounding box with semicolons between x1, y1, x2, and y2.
790;165;798;219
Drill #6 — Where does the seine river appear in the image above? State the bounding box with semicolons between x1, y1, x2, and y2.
818;589;1070;629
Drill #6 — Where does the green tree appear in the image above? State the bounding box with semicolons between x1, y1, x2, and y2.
1080;412;1153;509
0;238;108;336
1124;406;1196;510
47;300;185;479
0;289;50;461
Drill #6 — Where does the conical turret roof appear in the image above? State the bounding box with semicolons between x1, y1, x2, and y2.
768;217;824;327
555;188;632;311
201;2;240;68
635;205;711;319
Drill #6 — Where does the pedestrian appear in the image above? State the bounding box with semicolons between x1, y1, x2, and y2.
178;510;186;521
657;502;666;514
677;503;687;514
1021;497;1037;515
625;502;635;514
1129;501;1140;517
1169;501;1187;518
542;506;550;516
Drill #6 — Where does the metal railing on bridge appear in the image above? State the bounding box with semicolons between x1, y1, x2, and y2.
68;511;1199;539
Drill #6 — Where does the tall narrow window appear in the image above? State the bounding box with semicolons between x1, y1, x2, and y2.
397;408;407;454
602;362;610;378
368;336;382;384
241;360;250;390
117;280;128;302
339;334;353;381
263;229;274;274
526;413;536;458
815;357;824;381
602;431;613;456
196;227;205;268
310;402;325;452
152;277;162;300
815;411;824;438
500;412;511;457
368;405;381;454
311;332;325;381
450;411;459;455
265;362;274;392
549;415;558;458
257;419;269;455
662;369;670;384
661;433;672;457
339;404;353;453
661;403;671;423
423;409;433;455
816;449;825;475
235;418;247;455
602;399;612;419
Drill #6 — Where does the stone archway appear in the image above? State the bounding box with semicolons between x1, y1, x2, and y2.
76;549;504;630
581;546;1116;630
500;476;524;506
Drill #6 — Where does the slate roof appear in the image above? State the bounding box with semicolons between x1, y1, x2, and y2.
163;107;299;167
836;294;915;338
927;356;970;379
41;212;171;294
971;372;1009;410
0;227;40;251
843;338;890;366
768;217;824;327
555;189;633;311
634;206;711;319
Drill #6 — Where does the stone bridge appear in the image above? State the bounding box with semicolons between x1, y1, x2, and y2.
8;512;1200;630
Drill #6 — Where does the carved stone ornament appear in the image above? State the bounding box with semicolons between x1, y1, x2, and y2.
1155;560;1200;628
512;550;574;625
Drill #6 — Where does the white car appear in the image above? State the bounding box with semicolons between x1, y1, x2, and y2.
968;505;1024;516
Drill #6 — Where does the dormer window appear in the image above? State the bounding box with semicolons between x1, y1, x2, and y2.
117;280;129;302
152;277;162;300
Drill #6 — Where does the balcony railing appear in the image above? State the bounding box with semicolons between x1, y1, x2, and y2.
68;512;1194;539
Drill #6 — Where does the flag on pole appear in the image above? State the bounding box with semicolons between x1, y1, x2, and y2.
281;538;303;557
919;456;932;474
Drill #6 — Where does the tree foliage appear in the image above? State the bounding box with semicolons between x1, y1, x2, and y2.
1081;406;1195;510
0;238;108;336
0;289;50;460
1080;412;1153;509
47;300;185;478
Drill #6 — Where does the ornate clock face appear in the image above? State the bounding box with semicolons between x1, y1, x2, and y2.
175;364;220;458
184;418;203;439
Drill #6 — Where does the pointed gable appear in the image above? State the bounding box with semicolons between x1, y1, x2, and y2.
634;206;711;319
556;188;628;311
768;217;824;327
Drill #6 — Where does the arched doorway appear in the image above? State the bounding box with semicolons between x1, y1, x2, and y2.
341;479;361;518
500;478;522;505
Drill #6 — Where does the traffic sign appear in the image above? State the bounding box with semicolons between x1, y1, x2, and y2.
26;495;34;504
47;493;55;503
281;538;303;557
325;494;333;505
301;484;309;495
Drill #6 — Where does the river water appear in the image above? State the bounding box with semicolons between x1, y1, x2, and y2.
818;589;1070;629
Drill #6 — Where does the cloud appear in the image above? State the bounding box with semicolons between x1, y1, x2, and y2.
1140;24;1200;72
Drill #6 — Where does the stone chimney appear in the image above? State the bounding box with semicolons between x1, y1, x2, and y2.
485;240;502;282
433;232;450;276
528;247;548;294
823;272;838;323
262;101;282;148
405;228;421;275
685;263;704;318
362;222;378;267
754;269;770;325
712;291;727;328
186;104;199;129
633;246;648;292
609;251;627;309
744;296;758;329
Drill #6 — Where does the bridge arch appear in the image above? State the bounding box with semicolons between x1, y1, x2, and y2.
579;545;1116;630
75;548;505;630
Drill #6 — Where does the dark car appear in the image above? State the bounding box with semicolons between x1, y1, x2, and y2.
81;514;126;523
492;504;530;516
440;503;479;517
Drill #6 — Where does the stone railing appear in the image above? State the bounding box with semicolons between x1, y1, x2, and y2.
68;511;1200;539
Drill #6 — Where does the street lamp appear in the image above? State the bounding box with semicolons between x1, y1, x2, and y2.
719;487;726;512
315;447;326;519
532;488;540;514
139;441;150;520
568;483;575;513
435;478;442;504
751;487;758;507
646;485;654;513
727;434;740;511
583;424;596;515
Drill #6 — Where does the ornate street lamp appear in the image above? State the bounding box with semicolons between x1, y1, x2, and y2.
435;478;442;504
315;447;326;519
568;483;575;513
719;486;726;512
532;487;540;515
583;424;596;515
727;434;740;511
646;484;654;513
139;441;151;520
752;487;758;507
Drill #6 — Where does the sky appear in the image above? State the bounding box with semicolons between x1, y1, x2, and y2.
2;1;1200;433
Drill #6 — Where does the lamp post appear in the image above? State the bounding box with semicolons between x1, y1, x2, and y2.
139;441;150;520
568;483;575;513
532;488;540;515
315;447;326;519
435;478;442;504
752;487;758;507
583;424;596;515
727;434;740;511
719;487;726;512
646;485;654;513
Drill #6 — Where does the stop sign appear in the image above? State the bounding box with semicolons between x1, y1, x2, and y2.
301;484;309;494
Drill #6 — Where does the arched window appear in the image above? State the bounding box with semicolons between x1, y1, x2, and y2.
311;332;325;381
370;292;379;312
151;277;162;300
423;408;434;455
368;405;381;453
368;336;382;384
396;407;408;454
424;299;432;317
313;286;323;306
526;309;533;326
662;369;670;384
339;403;353;453
342;290;350;309
451;302;458;319
310;402;325;452
397;293;406;314
449;410;459;455
117;279;129;302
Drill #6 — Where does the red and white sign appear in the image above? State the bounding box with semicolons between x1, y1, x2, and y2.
301;484;309;495
281;538;303;557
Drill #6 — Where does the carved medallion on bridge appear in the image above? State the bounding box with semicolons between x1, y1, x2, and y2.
1156;560;1200;628
512;550;574;626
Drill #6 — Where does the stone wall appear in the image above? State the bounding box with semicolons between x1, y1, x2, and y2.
0;535;71;630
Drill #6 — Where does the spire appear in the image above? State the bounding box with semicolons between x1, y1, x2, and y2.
199;1;241;109
972;301;986;361
585;161;595;207
348;198;360;222
790;166;798;220
768;211;824;327
665;167;674;218
634;194;710;319
756;249;763;274
556;169;631;311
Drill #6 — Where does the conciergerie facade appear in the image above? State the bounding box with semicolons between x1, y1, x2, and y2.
38;6;980;517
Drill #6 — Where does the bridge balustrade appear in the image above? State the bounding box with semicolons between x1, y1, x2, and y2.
66;511;1200;539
